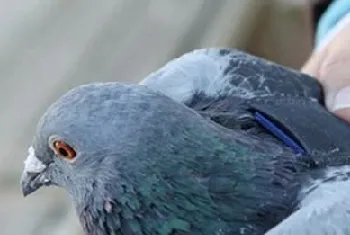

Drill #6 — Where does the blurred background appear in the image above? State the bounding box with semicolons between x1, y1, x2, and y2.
0;0;317;234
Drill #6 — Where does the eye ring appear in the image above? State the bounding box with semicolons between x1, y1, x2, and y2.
52;140;76;160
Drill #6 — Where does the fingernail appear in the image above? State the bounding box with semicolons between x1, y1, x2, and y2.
329;86;350;111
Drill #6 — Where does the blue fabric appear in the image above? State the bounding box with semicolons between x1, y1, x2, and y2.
254;112;306;155
315;0;350;47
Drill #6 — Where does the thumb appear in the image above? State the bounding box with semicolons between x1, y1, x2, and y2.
302;43;350;123
302;6;350;122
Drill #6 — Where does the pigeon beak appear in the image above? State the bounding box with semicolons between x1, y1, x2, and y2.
21;171;43;197
20;146;49;197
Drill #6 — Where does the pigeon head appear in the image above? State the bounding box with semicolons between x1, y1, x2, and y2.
20;82;221;206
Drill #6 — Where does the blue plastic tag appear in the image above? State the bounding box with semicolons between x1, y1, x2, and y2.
254;111;306;155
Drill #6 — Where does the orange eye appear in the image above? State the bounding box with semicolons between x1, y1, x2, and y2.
53;141;76;160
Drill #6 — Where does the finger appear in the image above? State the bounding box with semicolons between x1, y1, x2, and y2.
302;10;350;122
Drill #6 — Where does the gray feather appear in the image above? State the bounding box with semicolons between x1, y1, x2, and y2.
21;48;350;235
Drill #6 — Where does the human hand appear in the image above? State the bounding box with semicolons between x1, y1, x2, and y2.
302;0;350;122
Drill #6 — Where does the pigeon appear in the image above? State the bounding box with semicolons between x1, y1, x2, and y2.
20;48;350;235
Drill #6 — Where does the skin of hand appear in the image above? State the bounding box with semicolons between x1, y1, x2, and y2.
302;9;350;123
